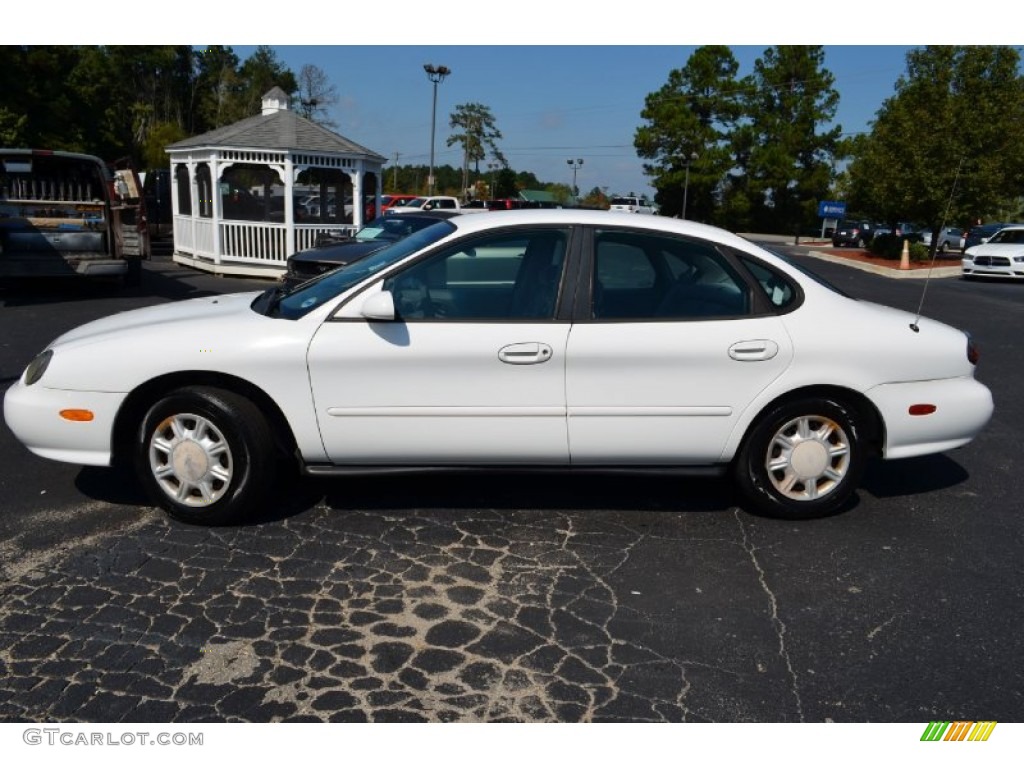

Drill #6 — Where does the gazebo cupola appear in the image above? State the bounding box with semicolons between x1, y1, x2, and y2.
165;87;387;278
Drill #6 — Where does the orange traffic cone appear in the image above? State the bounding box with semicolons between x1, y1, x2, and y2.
899;239;910;270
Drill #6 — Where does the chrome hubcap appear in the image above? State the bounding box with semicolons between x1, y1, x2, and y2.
149;413;233;506
765;415;851;501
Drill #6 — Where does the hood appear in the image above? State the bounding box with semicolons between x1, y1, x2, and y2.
290;240;386;265
966;241;1024;257
51;291;264;349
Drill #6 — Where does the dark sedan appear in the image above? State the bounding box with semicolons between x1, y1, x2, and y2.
831;219;882;248
284;211;460;288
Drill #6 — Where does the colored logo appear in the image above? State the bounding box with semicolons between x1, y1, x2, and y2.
921;721;997;742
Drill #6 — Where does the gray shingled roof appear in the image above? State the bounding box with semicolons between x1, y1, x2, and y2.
167;109;387;162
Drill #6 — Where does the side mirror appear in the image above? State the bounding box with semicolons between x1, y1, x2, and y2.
360;290;396;321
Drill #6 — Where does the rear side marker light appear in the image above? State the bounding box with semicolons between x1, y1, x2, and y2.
60;409;95;422
908;404;937;416
967;335;980;365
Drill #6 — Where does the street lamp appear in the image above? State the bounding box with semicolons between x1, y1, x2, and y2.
567;158;584;199
423;64;451;196
681;151;698;220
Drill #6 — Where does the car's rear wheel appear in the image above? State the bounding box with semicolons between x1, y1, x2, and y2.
734;397;865;519
135;386;276;525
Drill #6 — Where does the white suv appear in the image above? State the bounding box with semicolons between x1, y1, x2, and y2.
609;195;656;215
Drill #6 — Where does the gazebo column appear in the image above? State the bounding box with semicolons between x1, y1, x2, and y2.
210;155;222;266
284;156;296;258
350;170;363;228
188;159;199;258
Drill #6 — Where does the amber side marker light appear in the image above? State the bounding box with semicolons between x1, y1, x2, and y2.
59;409;95;422
909;404;937;416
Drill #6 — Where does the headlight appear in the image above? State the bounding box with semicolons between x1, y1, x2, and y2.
23;349;53;386
1013;256;1024;263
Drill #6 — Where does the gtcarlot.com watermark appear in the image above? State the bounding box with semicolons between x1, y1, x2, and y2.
23;728;203;747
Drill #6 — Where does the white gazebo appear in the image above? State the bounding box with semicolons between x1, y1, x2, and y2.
166;87;387;278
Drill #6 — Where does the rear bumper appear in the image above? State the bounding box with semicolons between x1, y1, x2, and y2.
865;376;994;459
0;255;132;278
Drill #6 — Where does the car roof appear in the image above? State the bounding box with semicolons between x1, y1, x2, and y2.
438;208;758;252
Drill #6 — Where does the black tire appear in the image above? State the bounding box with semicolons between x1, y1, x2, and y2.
134;386;277;525
734;397;865;520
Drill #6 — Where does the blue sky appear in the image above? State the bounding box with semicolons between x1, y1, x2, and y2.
233;44;916;198
22;1;1017;197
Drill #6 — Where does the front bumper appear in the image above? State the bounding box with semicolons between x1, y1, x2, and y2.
865;376;994;459
961;261;1024;279
3;378;126;466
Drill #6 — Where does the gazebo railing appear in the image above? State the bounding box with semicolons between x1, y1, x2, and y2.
173;216;356;266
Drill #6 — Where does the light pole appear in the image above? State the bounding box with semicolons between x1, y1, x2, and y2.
681;151;698;219
487;162;501;199
567;158;584;200
423;64;450;196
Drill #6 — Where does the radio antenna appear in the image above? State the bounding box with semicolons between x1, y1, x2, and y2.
911;157;964;332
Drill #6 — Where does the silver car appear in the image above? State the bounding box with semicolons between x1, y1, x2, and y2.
919;226;964;254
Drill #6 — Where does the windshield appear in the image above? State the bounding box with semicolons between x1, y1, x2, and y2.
988;228;1024;244
264;219;457;319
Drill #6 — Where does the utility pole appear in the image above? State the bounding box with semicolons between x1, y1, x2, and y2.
391;152;400;191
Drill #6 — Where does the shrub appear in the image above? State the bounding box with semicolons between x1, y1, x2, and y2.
869;234;929;261
869;233;903;259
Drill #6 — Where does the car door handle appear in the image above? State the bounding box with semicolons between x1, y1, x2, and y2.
498;342;554;365
728;339;779;361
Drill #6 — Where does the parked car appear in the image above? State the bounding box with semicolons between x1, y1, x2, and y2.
4;210;993;526
283;210;461;288
381;194;418;211
386;195;462;214
462;199;526;211
961;225;1024;280
831;220;882;248
609;195;656;214
919;226;965;254
962;222;1021;253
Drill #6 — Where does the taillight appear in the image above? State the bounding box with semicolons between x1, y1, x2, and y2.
966;333;980;365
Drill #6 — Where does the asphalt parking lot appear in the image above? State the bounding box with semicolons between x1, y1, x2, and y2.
0;247;1021;723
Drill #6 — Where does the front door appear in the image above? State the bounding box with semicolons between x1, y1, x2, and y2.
307;227;574;464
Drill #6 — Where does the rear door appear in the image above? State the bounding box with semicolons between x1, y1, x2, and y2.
565;227;794;464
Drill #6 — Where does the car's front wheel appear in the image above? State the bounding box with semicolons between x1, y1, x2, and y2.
734;397;865;519
135;387;276;525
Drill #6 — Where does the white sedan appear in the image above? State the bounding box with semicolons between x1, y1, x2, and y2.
961;225;1024;280
4;211;993;525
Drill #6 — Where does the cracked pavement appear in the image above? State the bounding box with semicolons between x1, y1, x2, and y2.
2;482;811;722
